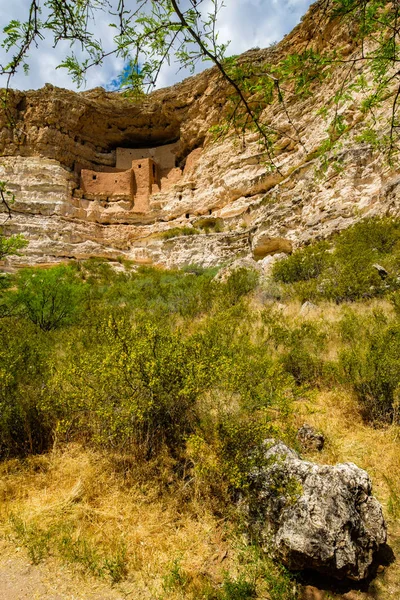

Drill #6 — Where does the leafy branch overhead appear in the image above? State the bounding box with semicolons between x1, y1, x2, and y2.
1;0;400;163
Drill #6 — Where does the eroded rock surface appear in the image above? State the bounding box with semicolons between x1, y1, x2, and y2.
245;442;386;581
2;2;400;268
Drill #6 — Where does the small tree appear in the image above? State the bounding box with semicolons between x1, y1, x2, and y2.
15;265;86;331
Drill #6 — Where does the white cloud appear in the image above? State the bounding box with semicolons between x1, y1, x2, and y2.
0;0;313;92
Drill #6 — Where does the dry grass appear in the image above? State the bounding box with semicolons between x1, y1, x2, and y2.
0;444;235;599
2;391;398;599
2;297;400;599
295;389;400;599
258;297;394;324
253;296;400;598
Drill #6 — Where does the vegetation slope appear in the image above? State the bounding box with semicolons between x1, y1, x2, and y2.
1;217;400;599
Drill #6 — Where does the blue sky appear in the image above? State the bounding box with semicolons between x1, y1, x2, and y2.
0;0;314;92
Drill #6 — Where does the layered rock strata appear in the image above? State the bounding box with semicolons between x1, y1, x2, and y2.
1;1;400;268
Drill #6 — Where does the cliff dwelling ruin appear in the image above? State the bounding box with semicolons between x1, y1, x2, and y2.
77;141;184;213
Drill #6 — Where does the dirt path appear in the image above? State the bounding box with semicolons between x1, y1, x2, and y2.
0;541;123;600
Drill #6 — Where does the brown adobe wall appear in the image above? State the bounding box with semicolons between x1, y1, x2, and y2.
80;169;133;199
79;158;160;212
115;142;186;195
78;144;202;209
75;163;126;175
116;142;180;171
131;158;159;212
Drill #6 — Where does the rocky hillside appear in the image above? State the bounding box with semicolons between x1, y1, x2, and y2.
1;0;399;268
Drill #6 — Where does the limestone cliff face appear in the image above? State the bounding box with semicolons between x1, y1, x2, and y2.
1;1;400;268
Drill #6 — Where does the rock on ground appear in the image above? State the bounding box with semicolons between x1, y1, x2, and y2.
297;424;325;452
244;441;387;581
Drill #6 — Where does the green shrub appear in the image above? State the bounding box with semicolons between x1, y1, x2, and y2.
76;257;116;284
161;226;199;239
322;217;400;302
279;323;326;386
318;262;385;303
0;263;293;465
272;217;400;303
272;241;331;284
49;301;294;461
49;318;209;456
222;268;259;306
199;417;274;492
0;318;53;457
0;273;18;317
187;326;294;496
14;265;86;331
0;230;28;260
262;311;327;386
335;216;400;257
339;310;400;423
95;265;219;318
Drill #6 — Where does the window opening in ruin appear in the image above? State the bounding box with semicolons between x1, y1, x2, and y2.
138;164;141;168
208;209;212;215
186;213;190;219
92;175;97;180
